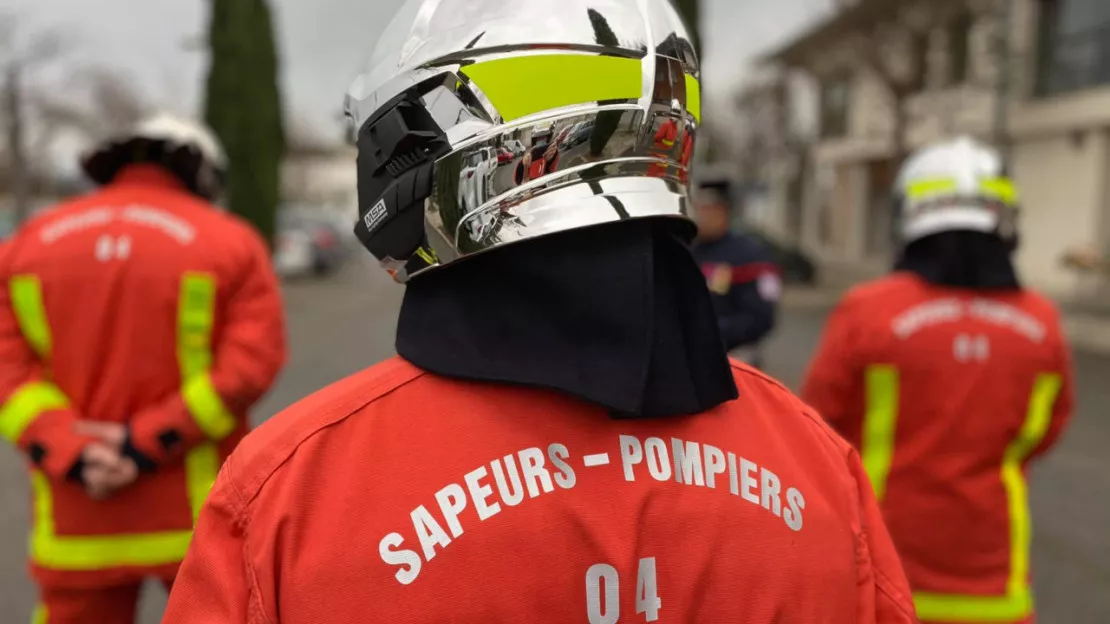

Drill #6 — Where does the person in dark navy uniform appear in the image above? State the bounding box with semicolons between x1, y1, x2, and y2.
691;176;781;368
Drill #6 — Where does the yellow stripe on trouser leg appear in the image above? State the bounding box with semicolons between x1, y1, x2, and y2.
10;275;52;360
913;373;1061;622
861;365;899;502
0;382;70;443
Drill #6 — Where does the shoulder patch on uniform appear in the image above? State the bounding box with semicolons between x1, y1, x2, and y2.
230;357;427;503
757;272;782;301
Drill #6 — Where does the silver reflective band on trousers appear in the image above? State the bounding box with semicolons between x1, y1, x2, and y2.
345;0;702;281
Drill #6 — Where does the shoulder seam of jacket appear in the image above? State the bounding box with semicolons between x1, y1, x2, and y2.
227;455;279;624
234;361;428;507
730;361;853;453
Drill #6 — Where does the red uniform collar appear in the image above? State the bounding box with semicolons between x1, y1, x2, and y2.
106;164;188;192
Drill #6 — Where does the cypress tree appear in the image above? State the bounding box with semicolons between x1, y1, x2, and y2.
204;0;285;248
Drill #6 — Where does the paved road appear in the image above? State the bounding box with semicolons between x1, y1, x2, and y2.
1;255;1106;622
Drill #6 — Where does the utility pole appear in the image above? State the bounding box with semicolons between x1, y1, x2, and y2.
4;63;29;224
992;0;1013;166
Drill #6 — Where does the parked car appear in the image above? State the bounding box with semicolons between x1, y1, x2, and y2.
496;146;515;166
459;147;498;211
274;208;350;278
743;228;818;285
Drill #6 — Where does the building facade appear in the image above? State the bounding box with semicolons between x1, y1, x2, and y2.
768;0;1110;297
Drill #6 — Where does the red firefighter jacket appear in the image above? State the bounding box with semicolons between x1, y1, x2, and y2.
802;272;1074;624
0;165;287;588
162;356;917;623
647;118;692;182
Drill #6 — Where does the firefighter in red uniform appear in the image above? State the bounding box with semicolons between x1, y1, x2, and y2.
0;113;287;624
164;1;916;622
802;137;1074;624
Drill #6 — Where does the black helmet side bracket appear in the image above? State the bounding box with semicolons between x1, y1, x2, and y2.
353;84;453;278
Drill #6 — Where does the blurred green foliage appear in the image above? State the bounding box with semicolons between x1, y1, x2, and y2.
204;0;285;248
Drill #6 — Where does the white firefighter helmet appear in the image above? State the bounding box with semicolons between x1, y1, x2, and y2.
344;0;701;282
81;112;228;201
893;136;1019;246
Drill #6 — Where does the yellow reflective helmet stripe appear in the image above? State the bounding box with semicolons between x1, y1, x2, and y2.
861;364;899;502
10;275;52;360
980;177;1019;205
912;372;1061;622
459;54;702;124
903;176;1019;206
684;72;701;123
0;381;69;443
178;272;236;440
904;177;958;202
460;54;642;123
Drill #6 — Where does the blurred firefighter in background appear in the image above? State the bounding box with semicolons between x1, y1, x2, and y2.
691;176;780;368
0;113;287;624
802;137;1074;624
514;126;561;185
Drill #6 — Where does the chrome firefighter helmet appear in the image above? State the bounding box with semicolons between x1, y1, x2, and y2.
893;136;1020;248
81;112;228;201
345;0;701;282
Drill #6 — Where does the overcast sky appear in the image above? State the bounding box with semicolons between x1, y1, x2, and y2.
6;0;832;144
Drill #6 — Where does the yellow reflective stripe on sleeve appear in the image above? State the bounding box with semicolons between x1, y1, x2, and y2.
10;275;52;360
181;372;237;441
905;177;958;201
29;471;193;569
912;373;1061;622
177;272;235;441
178;272;216;378
0;382;70;443
861;364;899;502
980;177;1019;205
685;73;701;122
460;54;642;122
